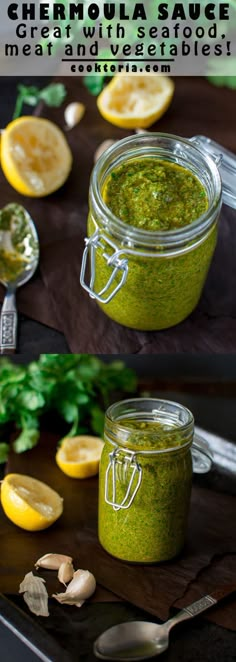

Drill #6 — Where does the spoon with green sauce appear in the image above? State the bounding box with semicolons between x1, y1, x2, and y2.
94;584;236;661
0;203;39;354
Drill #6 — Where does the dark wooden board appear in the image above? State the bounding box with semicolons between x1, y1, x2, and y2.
0;427;235;631
0;77;236;352
76;486;236;631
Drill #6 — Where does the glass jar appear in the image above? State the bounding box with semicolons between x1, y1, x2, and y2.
98;398;212;564
80;133;236;331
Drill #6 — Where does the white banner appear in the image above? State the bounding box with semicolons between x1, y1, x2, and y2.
0;0;235;76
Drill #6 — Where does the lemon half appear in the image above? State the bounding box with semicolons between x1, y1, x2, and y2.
0;473;63;531
56;435;104;479
97;74;175;129
1;116;73;197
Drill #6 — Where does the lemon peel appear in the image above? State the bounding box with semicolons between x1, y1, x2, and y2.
1;473;63;531
97;74;175;129
1;116;72;197
55;435;104;479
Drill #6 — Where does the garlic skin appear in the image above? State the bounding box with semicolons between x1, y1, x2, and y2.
64;102;85;129
35;553;73;570
58;561;74;586
19;572;49;617
53;569;96;607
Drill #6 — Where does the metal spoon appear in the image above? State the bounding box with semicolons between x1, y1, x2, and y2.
94;584;236;661
0;204;39;354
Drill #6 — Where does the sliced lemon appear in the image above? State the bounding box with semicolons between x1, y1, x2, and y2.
0;473;63;531
97;74;174;129
56;435;104;479
1;116;73;197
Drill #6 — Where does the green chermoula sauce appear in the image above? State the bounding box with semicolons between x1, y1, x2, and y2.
88;156;218;330
0;203;38;282
103;159;208;231
99;419;192;563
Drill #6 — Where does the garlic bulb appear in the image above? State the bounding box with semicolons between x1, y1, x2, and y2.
53;569;96;607
64;102;85;129
58;561;74;586
35;553;73;570
19;572;49;617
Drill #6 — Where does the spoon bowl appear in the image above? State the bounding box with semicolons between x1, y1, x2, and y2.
94;584;236;662
94;621;169;661
0;204;39;353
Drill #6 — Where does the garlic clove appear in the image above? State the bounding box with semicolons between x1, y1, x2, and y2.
58;561;74;586
52;593;85;608
53;569;96;607
19;572;49;617
64;102;85;129
35;553;73;570
135;128;150;134
94;139;116;163
65;569;96;598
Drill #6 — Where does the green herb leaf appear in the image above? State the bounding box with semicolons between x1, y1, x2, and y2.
0;354;137;456
38;84;67;107
58;401;79;425
207;75;236;89
83;75;106;96
13;429;39;454
0;443;9;464
91;405;105;437
13;83;67;119
18;390;45;411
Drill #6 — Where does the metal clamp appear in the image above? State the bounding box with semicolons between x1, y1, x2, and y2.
80;230;128;304
105;448;142;511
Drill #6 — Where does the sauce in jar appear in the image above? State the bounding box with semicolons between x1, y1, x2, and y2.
99;399;194;563
82;133;222;330
103;158;208;231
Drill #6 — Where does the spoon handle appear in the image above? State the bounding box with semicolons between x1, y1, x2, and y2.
0;288;17;354
168;583;236;631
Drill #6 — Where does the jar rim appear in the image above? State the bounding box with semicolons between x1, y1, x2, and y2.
91;132;222;248
105;396;194;453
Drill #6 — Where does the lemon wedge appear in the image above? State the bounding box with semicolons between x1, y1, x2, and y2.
0;473;63;531
1;116;73;197
97;74;174;129
55;435;104;479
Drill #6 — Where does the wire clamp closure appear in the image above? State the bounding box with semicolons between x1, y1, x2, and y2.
80;230;128;303
105;447;142;511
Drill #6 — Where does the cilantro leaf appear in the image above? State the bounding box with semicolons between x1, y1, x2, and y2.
0;443;9;464
83;75;106;96
0;355;137;459
13;83;67;119
13;429;39;454
38;84;67;107
91;405;105;437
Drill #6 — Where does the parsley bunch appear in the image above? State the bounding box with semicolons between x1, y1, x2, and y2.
0;354;137;463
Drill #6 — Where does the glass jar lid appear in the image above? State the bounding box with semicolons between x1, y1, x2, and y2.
191;135;236;209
